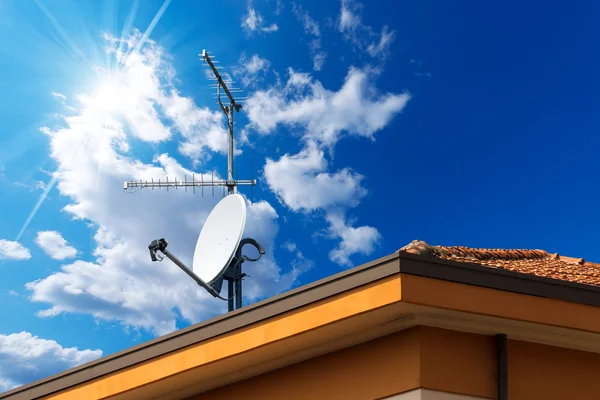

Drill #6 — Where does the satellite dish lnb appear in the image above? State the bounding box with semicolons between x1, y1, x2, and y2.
148;194;264;312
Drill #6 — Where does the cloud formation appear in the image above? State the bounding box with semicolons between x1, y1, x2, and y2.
339;0;396;60
292;3;327;71
35;231;77;260
246;67;410;146
264;141;366;212
0;240;31;261
101;30;228;163
0;331;101;392
246;67;408;266
234;54;271;88
293;3;320;36
241;1;279;34
326;210;381;267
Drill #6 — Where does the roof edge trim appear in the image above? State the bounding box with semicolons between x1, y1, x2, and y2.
399;252;600;307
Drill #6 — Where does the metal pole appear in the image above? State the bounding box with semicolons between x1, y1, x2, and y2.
228;279;234;312
235;262;242;309
227;102;235;195
496;334;508;400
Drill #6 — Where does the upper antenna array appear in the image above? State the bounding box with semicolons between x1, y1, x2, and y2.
123;50;254;197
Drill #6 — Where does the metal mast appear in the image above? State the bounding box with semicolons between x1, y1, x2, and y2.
203;49;242;195
123;50;252;195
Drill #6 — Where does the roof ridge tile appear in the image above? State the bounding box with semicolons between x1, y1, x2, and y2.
398;240;600;287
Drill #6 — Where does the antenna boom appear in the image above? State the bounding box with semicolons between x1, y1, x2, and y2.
124;179;256;191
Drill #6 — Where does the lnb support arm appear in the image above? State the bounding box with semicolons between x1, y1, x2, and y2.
148;238;222;299
236;238;265;261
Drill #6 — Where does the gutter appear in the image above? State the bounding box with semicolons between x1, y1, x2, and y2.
496;334;508;400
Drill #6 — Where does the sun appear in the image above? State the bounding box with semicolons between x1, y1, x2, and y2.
88;75;135;115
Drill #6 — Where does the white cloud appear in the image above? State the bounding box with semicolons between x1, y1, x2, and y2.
338;0;396;60
234;54;271;88
241;1;279;34
292;4;327;71
264;143;380;267
162;93;228;163
0;240;31;261
99;29;228;163
274;0;284;15
339;0;363;33
246;67;410;146
326;210;381;267
292;3;320;36
0;331;101;392
282;241;297;252
26;31;303;336
264;141;366;212
51;92;67;102
310;40;327;71
35;231;77;260
367;25;396;59
12;180;47;193
51;92;77;112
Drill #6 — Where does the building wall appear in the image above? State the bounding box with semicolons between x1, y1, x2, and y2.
188;326;600;400
189;327;422;400
188;327;495;400
419;327;496;398
508;339;600;400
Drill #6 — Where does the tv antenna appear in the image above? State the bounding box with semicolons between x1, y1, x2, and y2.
123;50;263;311
148;194;264;311
123;49;254;196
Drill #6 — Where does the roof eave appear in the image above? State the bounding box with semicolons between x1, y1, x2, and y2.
4;250;600;399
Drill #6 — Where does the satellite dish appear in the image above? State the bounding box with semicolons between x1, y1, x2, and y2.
193;193;246;284
147;193;264;312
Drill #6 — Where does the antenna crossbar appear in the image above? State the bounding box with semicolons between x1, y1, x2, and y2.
124;178;256;192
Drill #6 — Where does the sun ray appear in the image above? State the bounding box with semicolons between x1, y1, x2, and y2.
33;0;93;70
115;0;140;74
12;0;174;250
15;174;58;243
118;0;172;74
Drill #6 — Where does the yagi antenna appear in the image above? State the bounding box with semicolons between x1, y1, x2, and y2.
123;49;255;197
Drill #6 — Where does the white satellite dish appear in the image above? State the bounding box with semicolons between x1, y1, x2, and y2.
193;193;246;284
147;193;264;312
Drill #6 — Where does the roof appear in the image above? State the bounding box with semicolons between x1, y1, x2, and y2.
5;244;600;399
400;240;600;287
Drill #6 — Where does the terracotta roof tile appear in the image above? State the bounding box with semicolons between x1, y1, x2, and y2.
399;240;600;287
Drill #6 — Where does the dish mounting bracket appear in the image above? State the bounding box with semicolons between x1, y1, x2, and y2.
148;238;265;311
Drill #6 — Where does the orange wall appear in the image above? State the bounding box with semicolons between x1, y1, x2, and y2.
189;327;422;400
190;327;499;400
420;327;496;398
508;339;600;400
190;327;600;400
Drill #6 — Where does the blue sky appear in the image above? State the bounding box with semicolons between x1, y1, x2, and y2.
2;0;600;391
